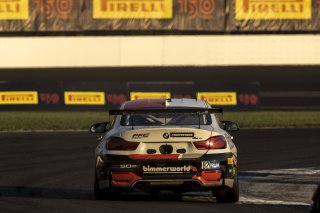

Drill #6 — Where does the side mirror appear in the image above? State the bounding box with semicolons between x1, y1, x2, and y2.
90;122;110;133
221;121;240;132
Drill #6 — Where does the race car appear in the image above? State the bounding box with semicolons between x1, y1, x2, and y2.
90;99;239;203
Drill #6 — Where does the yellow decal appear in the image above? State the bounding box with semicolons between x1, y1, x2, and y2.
93;0;173;19
197;92;237;106
0;91;38;104
227;158;234;165
64;92;105;105
0;0;29;20
130;92;170;100
235;0;311;20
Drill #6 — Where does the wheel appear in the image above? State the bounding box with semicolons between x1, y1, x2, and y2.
94;172;113;200
311;185;320;213
214;170;239;203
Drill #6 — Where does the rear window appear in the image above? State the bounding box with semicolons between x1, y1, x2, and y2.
120;113;212;126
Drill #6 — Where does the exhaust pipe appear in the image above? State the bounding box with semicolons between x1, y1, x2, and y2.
143;183;151;193
134;183;152;192
134;183;144;192
191;182;202;190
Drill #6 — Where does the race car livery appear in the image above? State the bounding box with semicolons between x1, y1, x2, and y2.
91;99;239;203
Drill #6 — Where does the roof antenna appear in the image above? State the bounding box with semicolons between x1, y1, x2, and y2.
198;111;201;129
131;112;134;130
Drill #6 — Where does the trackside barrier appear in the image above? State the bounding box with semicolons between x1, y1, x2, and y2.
0;0;319;33
0;81;260;111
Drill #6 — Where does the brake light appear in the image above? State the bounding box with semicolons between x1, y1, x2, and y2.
106;137;140;151
193;136;227;150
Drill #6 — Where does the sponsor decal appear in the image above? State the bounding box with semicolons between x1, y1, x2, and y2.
132;133;149;139
0;0;29;20
178;0;216;20
143;165;192;173
170;132;194;137
93;0;173;19
0;91;38;104
163;132;169;139
39;93;60;105
130;92;171;100
202;161;220;170
64;92;105;105
227;157;234;165
120;164;137;169
235;0;311;20
34;0;74;20
197;92;237;106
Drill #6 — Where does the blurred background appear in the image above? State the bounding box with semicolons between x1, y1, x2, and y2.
0;0;319;128
0;1;319;212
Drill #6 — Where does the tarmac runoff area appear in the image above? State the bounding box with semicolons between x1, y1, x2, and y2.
0;129;319;213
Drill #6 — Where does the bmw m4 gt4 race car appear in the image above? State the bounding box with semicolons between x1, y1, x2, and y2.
90;99;239;203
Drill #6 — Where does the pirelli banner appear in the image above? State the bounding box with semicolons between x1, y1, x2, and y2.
227;0;320;31
0;81;259;111
0;0;320;33
0;0;225;32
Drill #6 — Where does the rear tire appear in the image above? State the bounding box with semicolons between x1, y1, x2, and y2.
214;171;239;203
94;173;113;200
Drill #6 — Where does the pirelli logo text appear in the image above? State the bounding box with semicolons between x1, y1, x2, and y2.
93;0;172;19
130;92;171;101
64;92;105;105
0;91;38;104
197;92;237;106
0;0;29;20
235;0;311;20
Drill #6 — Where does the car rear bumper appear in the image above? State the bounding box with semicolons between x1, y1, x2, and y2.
95;152;237;190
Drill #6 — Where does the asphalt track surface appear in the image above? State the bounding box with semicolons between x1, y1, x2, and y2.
0;129;319;213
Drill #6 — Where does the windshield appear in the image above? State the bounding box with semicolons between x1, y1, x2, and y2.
120;113;212;126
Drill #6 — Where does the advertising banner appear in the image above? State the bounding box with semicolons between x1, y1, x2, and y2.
83;0;225;31
195;82;260;111
227;0;318;32
64;92;105;105
0;81;259;111
1;0;320;33
0;0;225;32
197;92;237;106
0;0;29;20
0;91;38;104
130;92;171;100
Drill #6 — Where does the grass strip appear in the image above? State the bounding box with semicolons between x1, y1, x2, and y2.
0;111;319;131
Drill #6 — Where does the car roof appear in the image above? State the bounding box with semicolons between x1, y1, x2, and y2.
122;99;210;109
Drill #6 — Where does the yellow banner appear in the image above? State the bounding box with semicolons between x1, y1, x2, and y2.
93;0;172;19
0;0;29;20
64;92;105;105
197;92;237;106
0;91;38;104
235;0;311;20
130;92;171;100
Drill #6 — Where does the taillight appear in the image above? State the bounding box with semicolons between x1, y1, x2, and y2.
106;137;140;151
193;136;227;150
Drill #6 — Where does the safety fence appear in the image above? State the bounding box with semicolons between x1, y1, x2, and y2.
0;0;319;33
0;81;260;111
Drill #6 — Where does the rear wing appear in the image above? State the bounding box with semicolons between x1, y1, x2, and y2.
109;108;223;130
109;108;223;115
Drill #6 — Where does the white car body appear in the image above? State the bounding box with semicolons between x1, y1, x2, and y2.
92;99;239;202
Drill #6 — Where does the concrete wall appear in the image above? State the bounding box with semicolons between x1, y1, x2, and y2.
0;35;320;68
